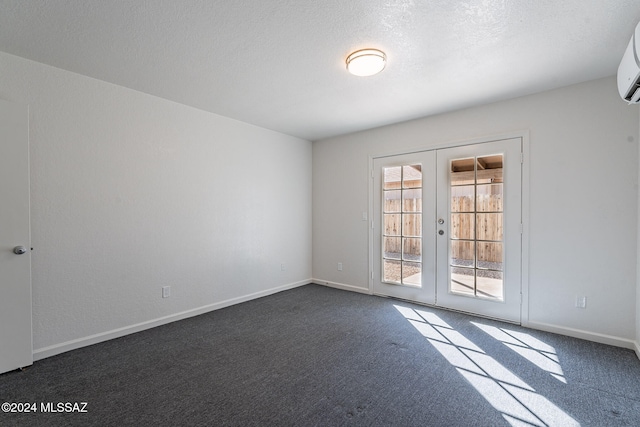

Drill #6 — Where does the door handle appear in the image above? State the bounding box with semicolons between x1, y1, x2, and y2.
13;246;27;255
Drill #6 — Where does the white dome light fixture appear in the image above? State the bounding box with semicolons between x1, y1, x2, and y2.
346;48;386;77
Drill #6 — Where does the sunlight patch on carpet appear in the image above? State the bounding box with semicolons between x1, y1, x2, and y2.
395;305;579;427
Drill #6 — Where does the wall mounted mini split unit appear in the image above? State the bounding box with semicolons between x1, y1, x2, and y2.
618;21;640;103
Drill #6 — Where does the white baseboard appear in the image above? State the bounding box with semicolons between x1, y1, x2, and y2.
33;279;311;361
311;278;371;295
525;320;637;351
39;280;636;363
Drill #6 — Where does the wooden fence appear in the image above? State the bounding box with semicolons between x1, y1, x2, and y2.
383;185;503;264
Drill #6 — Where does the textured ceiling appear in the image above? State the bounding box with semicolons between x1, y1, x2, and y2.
1;1;640;141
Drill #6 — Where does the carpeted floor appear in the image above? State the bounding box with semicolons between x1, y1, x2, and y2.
1;284;639;426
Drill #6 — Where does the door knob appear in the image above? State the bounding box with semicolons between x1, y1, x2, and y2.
13;246;27;255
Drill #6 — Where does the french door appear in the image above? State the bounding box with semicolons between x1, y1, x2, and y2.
372;151;437;305
372;138;522;323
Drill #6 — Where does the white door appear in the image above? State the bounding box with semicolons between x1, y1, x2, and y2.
372;151;436;305
0;99;32;374
372;138;522;323
435;138;522;322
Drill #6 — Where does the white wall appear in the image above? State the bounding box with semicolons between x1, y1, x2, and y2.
313;76;639;347
1;47;637;357
0;51;312;358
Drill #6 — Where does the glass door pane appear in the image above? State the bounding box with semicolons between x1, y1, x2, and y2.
382;164;422;287
449;155;504;300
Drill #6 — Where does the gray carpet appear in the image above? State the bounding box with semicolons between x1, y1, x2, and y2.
1;284;639;426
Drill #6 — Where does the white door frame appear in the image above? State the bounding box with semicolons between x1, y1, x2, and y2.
368;131;530;324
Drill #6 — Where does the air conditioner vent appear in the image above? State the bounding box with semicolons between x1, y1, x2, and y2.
624;79;640;103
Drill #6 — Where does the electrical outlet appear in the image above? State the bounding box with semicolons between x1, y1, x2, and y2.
337;262;343;271
162;286;171;298
576;296;586;309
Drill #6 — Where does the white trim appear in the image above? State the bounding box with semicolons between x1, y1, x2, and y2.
33;279;310;361
313;278;372;295
635;341;640;360
370;130;531;160
520;131;531;326
368;155;375;294
527;321;637;350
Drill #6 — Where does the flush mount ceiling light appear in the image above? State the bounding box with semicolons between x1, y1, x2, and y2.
346;48;386;77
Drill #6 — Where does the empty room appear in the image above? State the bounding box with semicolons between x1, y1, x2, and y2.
2;1;640;426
